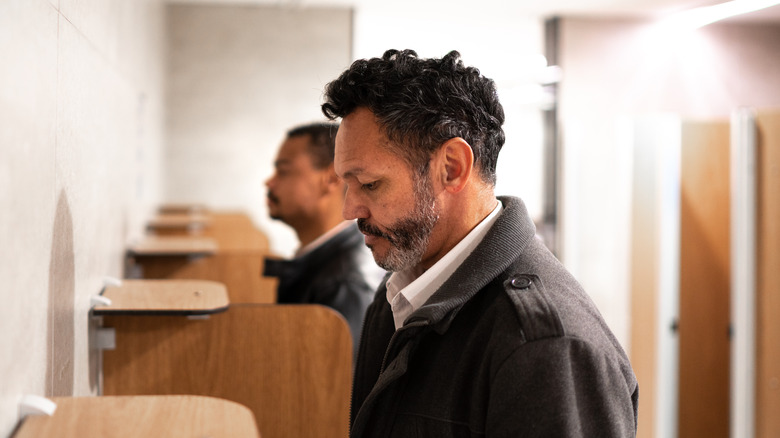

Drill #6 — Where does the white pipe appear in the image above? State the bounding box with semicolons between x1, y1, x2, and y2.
730;107;757;438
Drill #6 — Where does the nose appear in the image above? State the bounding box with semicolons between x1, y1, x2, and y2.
265;174;275;189
342;187;368;220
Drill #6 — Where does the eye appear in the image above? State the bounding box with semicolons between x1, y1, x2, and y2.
274;165;291;177
362;181;379;191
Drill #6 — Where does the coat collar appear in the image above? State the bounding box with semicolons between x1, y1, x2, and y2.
403;196;537;334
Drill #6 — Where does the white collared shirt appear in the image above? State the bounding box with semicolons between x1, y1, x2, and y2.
386;200;503;329
295;220;354;258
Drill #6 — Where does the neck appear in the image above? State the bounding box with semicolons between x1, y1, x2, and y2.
293;198;345;248
417;187;497;271
294;218;342;249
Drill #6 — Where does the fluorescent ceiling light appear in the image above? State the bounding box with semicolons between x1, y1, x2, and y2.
663;0;780;30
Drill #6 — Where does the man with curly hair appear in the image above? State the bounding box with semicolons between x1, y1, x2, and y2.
322;49;638;437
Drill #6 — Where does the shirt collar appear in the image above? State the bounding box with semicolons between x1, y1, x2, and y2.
386;200;503;329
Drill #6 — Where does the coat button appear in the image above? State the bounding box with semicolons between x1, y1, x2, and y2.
511;276;532;289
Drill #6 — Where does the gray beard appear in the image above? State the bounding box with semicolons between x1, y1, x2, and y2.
358;174;439;272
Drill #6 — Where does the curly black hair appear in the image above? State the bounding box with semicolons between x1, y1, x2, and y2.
321;49;505;185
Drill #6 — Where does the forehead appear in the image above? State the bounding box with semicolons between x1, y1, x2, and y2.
277;135;312;163
334;108;405;177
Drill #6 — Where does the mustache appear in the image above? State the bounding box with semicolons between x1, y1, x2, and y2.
357;219;394;243
266;191;279;204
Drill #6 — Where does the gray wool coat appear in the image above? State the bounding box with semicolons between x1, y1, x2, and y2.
350;196;639;438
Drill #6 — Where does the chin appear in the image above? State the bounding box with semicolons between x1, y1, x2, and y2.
367;246;388;266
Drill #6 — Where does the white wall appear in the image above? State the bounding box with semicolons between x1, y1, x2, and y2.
0;0;165;435
558;17;780;352
164;4;352;257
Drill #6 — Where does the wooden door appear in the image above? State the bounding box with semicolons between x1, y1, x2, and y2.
678;120;731;438
755;110;780;438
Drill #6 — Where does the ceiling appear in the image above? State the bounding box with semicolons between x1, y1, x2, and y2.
170;0;780;22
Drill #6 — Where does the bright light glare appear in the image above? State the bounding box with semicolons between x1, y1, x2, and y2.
661;0;780;30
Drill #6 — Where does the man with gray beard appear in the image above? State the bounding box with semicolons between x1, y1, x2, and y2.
322;49;639;437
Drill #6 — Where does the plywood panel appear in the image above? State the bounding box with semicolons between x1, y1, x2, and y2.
679;120;731;438
756;110;780;438
94;279;229;315
130;253;277;304
103;305;351;438
15;396;259;438
134;211;277;303
202;212;269;252
148;212;270;253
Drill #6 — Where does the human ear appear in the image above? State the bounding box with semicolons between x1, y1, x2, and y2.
321;165;342;194
438;137;474;193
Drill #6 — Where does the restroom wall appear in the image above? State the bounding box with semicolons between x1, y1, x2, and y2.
557;17;780;438
557;16;780;355
0;0;165;435
164;3;352;257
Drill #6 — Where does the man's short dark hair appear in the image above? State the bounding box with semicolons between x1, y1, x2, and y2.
287;122;340;169
321;49;505;185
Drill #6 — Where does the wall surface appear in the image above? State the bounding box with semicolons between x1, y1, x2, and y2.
557;16;780;437
558;17;780;348
164;4;352;257
0;0;165;435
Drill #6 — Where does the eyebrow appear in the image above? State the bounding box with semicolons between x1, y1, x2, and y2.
340;166;378;181
340;169;361;178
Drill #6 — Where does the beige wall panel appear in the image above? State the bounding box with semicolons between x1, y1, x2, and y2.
59;0;122;64
56;16;137;398
0;1;59;434
0;1;165;435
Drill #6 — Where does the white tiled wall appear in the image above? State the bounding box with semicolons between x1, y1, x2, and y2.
0;0;164;434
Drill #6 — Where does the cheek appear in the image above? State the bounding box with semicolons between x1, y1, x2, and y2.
372;197;411;227
298;180;325;201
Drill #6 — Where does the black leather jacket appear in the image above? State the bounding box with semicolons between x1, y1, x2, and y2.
263;222;386;352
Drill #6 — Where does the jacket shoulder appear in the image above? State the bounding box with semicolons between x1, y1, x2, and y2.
500;273;565;342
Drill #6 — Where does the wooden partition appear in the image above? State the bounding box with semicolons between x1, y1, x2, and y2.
129;252;277;303
755;110;780;438
158;203;208;215
130;211;277;303
14;395;260;438
200;212;269;252
630;111;780;437
102;305;352;438
147;211;269;252
679;120;731;438
146;213;212;235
